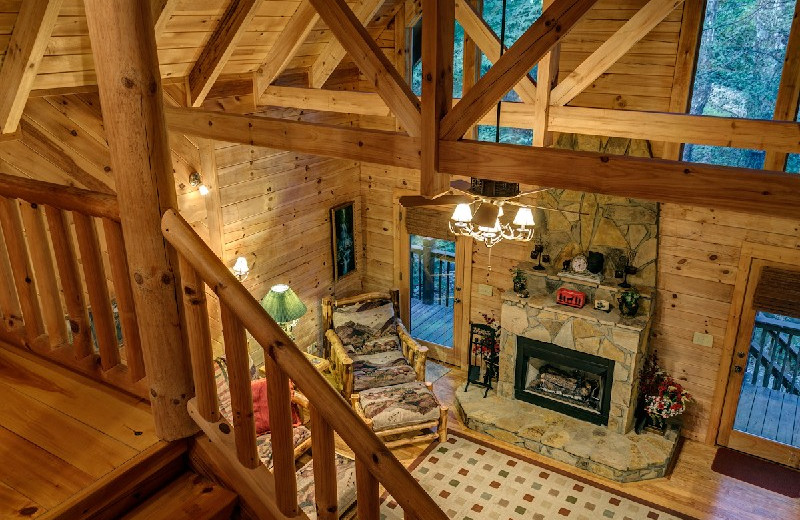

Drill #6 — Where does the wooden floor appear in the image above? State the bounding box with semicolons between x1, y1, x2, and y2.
734;382;800;448
410;298;453;347
364;364;800;520
0;343;161;519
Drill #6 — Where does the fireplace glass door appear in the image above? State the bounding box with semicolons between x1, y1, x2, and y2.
516;338;614;426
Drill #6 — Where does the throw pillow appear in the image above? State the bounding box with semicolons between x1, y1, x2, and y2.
332;299;397;349
251;378;302;435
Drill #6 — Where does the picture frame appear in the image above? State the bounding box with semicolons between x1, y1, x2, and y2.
331;201;356;281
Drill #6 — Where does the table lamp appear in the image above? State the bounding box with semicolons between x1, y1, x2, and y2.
261;284;307;339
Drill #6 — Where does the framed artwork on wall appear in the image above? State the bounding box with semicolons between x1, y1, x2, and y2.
331;201;356;281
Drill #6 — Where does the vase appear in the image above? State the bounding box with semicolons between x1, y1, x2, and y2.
618;298;639;317
642;415;667;435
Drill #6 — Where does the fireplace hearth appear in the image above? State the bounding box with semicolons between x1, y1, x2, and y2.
515;337;614;426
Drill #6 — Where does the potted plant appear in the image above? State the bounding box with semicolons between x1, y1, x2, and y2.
512;268;528;297
618;287;641;317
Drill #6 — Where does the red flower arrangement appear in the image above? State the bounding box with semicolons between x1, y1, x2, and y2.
638;351;692;420
645;376;692;419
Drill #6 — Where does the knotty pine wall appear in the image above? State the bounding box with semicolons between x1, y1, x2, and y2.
211;107;364;359
652;206;800;441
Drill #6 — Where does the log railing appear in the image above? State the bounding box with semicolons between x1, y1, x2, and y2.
748;314;800;395
411;243;455;307
162;209;447;520
0;172;146;397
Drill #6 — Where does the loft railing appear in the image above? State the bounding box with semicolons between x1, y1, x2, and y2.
410;243;455;307
162;209;447;520
0;172;146;397
748;314;800;395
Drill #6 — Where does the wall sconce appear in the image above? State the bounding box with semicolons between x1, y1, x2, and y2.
232;256;249;281
189;171;210;196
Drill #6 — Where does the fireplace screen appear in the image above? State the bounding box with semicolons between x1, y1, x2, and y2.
515;337;614;426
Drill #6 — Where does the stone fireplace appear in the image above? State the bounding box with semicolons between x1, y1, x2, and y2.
499;282;653;434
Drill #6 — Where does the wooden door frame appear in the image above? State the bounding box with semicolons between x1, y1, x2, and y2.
709;242;800;466
393;188;472;368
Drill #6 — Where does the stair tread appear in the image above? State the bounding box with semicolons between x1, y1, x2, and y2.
121;472;237;520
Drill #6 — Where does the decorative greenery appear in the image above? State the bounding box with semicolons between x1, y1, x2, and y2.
619;287;640;307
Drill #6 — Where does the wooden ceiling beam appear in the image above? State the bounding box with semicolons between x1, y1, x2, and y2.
440;0;599;141
548;106;800;155
151;0;179;36
438;140;800;221
308;0;422;136
164;107;421;169
260;86;392;116
420;0;455;197
454;0;538;105
550;0;684;107
0;0;64;134
186;0;262;108
764;0;800;171
308;0;385;89
164;107;800;220
208;82;800;155
533;0;560;147
253;1;319;101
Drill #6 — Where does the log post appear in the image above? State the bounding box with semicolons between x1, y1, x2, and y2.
83;0;196;440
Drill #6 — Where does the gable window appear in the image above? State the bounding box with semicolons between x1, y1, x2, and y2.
683;0;794;169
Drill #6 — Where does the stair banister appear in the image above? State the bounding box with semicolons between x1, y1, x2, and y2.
161;208;448;520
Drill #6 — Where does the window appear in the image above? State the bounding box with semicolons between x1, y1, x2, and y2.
683;0;794;169
480;0;543;103
407;1;541;146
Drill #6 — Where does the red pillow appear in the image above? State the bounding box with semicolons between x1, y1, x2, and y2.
251;378;302;435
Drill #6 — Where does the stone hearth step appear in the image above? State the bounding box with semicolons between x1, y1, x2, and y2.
455;383;680;483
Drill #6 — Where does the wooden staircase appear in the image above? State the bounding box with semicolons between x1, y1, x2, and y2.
120;472;237;520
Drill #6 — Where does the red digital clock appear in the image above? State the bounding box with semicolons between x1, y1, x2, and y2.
556;288;586;309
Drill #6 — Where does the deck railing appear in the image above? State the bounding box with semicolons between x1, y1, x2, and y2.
411;243;455;307
0;172;146;397
162;209;447;520
748;314;800;395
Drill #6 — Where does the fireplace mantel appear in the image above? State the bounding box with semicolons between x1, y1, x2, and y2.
499;291;653;433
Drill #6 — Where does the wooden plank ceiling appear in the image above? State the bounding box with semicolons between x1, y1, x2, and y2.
0;0;399;92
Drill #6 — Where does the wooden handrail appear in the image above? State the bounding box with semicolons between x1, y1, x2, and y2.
0;172;119;221
161;209;448;520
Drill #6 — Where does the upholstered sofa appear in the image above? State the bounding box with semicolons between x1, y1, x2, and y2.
322;290;427;399
213;358;357;519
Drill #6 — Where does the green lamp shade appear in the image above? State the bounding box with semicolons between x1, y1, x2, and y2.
261;284;307;323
